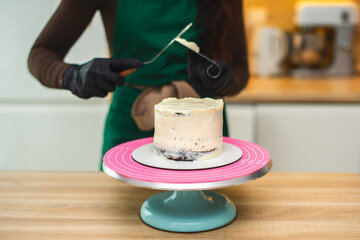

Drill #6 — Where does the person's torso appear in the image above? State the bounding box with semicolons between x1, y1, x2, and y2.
111;0;199;86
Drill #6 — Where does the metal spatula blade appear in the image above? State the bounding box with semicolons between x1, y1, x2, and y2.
143;22;193;65
174;40;222;79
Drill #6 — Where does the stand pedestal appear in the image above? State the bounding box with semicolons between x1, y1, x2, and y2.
103;137;272;232
140;190;236;232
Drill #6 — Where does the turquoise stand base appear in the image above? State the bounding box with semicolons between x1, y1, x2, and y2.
140;190;237;232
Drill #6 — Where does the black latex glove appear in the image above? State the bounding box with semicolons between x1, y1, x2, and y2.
187;51;234;97
62;58;143;99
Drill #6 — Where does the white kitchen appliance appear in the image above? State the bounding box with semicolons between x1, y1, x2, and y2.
250;1;359;78
251;26;289;77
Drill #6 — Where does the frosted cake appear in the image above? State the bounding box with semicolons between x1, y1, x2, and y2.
153;97;223;161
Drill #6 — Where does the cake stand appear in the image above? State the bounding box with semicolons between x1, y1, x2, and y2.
103;137;272;233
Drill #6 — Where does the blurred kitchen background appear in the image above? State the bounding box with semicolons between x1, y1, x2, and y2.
0;0;360;173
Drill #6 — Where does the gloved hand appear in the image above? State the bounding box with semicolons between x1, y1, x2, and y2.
187;51;234;97
62;58;143;99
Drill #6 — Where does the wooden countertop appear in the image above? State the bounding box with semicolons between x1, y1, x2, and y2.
225;76;360;103
1;172;359;239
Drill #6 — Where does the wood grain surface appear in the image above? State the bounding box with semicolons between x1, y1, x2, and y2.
225;76;360;103
0;172;359;240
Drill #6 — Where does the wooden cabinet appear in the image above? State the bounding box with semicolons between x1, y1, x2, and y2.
226;104;255;142
226;103;360;173
2;102;359;172
0;103;108;171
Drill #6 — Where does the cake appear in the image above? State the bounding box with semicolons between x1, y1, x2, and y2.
153;97;224;161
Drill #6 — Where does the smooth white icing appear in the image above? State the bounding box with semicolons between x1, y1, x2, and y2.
154;97;223;113
154;97;224;161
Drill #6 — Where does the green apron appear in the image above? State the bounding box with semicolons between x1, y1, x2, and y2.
101;0;229;169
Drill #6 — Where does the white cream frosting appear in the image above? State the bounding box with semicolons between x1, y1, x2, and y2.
175;37;200;53
155;97;223;113
154;97;224;161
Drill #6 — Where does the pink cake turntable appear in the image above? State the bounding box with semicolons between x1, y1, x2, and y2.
103;137;272;232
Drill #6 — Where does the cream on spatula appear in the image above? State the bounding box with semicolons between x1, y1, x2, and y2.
174;37;200;53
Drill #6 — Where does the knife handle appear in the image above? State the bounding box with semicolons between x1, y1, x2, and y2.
118;68;137;77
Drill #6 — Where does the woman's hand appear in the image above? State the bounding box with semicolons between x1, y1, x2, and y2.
62;58;143;99
187;51;234;97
